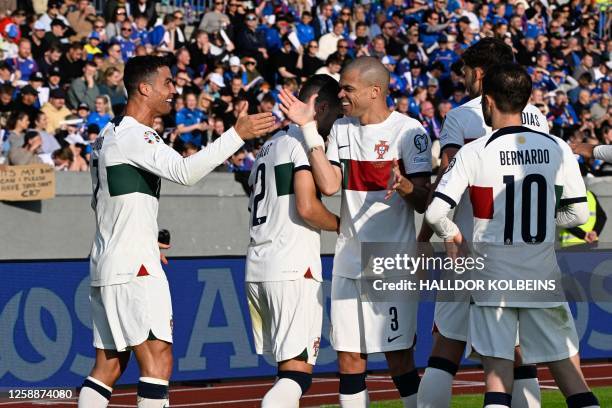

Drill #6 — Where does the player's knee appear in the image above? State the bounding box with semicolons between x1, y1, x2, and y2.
91;360;122;386
337;352;366;373
278;370;312;394
140;347;173;380
432;335;466;363
385;349;414;375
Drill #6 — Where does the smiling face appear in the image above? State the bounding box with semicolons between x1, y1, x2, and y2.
146;66;177;116
338;68;376;117
95;97;106;113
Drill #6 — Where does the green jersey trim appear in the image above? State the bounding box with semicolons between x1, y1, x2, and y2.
274;162;295;196
107;164;161;199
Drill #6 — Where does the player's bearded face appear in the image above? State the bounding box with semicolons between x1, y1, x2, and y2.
464;65;481;98
339;70;367;117
482;95;493;127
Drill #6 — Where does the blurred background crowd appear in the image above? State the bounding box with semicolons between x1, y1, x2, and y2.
0;0;610;185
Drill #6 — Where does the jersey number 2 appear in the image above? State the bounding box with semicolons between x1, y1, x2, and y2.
503;174;547;244
252;163;267;226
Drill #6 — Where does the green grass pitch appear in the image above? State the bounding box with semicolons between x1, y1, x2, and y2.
322;386;612;407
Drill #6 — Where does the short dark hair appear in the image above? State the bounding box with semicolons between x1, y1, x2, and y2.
261;93;276;105
182;91;197;101
0;84;13;95
462;37;514;73
24;130;40;147
482;63;532;114
298;74;341;107
326;54;343;66
163;14;175;25
123;55;171;98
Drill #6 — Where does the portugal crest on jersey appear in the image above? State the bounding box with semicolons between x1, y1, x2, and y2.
144;130;161;144
374;140;389;159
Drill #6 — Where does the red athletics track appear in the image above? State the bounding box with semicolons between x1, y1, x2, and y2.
1;362;610;407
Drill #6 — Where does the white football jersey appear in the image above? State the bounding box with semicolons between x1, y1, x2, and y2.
438;96;549;237
90;116;243;286
327;111;432;279
434;125;587;306
245;125;322;282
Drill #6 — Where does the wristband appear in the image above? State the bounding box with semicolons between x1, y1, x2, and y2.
301;121;325;151
438;219;460;241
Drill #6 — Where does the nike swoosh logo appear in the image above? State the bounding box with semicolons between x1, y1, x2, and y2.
338;145;349;149
387;334;403;342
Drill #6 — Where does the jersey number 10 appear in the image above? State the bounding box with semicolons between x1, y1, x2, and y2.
503;174;547;244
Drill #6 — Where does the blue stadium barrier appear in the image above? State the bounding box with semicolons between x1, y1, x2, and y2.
1;254;611;387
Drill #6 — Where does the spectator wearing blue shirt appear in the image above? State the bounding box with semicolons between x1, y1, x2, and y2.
429;35;458;73
338;7;353;37
115;21;137;61
477;3;490;27
315;2;335;37
176;91;208;148
149;15;175;48
7;38;38;81
529;67;549;90
131;15;151;47
382;55;407;96
420;10;449;49
491;3;508;25
403;59;429;93
87;95;112;129
296;12;315;45
525;10;546;39
549;90;579;129
408;86;428;119
449;84;468;108
259;16;292;54
568;73;593;105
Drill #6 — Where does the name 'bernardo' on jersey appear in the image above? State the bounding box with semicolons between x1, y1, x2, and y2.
499;148;550;166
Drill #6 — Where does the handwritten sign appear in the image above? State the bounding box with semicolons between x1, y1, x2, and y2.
0;164;56;201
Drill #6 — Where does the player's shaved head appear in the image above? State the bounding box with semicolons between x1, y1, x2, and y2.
343;56;390;91
339;57;392;120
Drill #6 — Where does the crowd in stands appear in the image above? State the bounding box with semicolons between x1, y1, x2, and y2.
0;0;610;180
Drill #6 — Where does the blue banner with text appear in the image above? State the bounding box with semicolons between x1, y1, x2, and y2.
1;254;611;387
